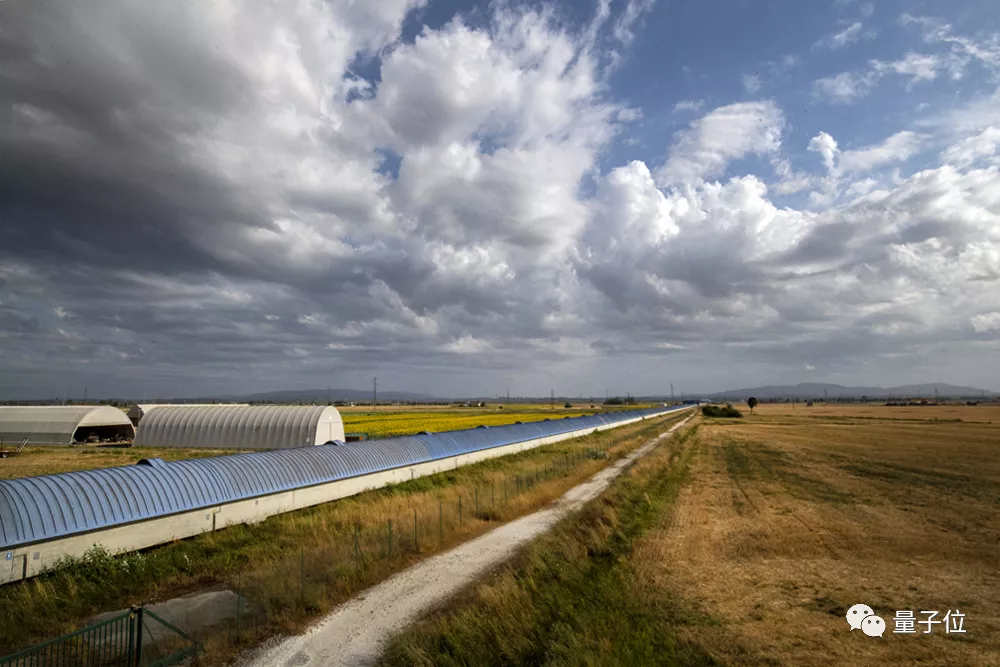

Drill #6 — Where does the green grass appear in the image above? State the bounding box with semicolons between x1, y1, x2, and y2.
381;419;722;667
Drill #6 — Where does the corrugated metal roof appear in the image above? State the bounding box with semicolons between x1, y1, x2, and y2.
126;403;249;422
132;405;344;449
0;406;134;446
0;406;684;549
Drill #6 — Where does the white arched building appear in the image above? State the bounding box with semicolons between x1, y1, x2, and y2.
133;405;345;449
0;406;135;445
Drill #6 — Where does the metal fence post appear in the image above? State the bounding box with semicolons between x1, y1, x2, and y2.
475;487;479;515
491;483;495;508
458;495;462;526
354;522;360;575
439;500;443;541
135;606;144;666
504;477;507;503
413;508;418;551
388;519;393;559
126;609;136;667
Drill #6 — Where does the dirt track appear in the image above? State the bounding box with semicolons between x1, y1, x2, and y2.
240;413;693;667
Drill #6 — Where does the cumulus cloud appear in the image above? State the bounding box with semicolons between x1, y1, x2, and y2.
1;1;999;398
657;102;785;185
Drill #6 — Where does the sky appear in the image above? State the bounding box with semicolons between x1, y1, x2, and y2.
1;0;1000;400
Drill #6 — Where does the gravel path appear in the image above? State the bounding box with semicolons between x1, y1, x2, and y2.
241;413;693;667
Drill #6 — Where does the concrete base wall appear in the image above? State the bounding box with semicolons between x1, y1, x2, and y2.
1;408;689;584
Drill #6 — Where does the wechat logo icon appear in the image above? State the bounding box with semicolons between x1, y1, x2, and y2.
847;603;885;637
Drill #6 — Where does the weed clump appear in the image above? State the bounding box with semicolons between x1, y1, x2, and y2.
701;404;743;418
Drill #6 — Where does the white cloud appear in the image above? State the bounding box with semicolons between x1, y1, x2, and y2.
874;52;944;86
941;126;1000;166
814;22;875;51
971;313;1000;334
808;132;840;171
771;158;813;195
901;14;1000;71
813;16;1000;110
4;1;1000;398
657;101;785;185
812;70;880;103
673;99;705;113
612;0;657;45
840;131;925;171
742;73;762;93
441;335;495;354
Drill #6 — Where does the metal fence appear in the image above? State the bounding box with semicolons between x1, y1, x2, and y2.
0;607;199;667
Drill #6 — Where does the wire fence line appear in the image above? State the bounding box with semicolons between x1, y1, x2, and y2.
194;436;641;660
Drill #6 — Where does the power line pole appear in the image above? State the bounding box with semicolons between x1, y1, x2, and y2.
373;377;378;412
550;389;554;410
670;383;674;401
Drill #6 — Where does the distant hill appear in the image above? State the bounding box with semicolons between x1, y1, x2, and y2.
709;382;995;400
225;388;440;403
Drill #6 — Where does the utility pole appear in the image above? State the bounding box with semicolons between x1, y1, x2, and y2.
506;388;510;404
373;377;378;412
550;389;554;410
327;385;331;405
670;383;674;401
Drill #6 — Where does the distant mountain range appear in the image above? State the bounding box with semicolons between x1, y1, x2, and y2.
225;387;440;402
708;382;995;400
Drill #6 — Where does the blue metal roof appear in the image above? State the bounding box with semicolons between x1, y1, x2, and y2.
0;406;686;549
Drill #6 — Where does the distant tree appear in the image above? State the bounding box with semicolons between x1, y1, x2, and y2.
747;396;758;414
564;402;573;409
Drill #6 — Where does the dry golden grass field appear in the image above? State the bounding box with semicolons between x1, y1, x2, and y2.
383;402;999;666
656;403;1000;666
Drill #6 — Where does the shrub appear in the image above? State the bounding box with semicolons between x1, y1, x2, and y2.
701;404;743;418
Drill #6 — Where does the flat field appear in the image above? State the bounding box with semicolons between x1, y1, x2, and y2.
340;406;601;438
385;403;1000;666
